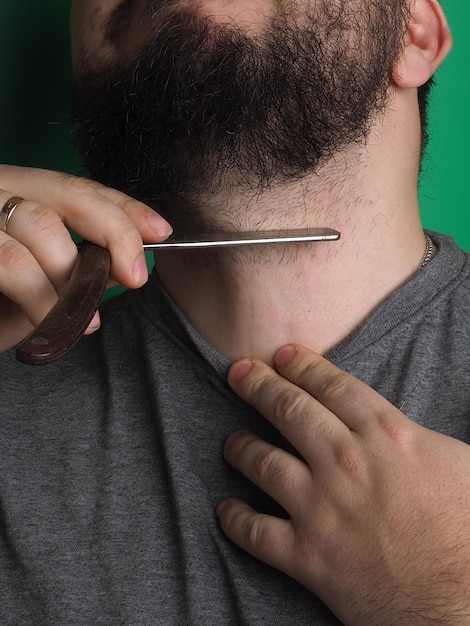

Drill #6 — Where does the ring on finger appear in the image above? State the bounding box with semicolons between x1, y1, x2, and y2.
0;196;25;233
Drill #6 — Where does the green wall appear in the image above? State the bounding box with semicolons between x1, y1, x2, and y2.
419;2;470;251
1;1;469;250
0;1;78;173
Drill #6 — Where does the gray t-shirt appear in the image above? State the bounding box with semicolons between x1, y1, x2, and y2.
0;232;469;625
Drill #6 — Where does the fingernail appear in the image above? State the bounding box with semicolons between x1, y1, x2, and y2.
215;500;228;518
147;212;173;237
274;344;298;369
86;311;101;333
224;429;246;451
229;359;255;384
133;254;148;284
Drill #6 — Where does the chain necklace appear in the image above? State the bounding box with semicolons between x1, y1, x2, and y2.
420;234;434;268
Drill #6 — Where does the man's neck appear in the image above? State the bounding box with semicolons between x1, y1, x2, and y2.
154;199;425;364
153;105;426;364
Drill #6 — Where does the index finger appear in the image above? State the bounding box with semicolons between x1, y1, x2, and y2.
0;166;172;288
272;344;405;433
227;358;351;463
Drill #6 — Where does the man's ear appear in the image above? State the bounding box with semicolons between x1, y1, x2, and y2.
392;0;452;88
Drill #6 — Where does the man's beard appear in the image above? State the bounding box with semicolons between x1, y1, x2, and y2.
71;2;409;226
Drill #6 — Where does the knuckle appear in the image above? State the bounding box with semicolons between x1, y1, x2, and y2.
246;515;275;553
57;175;114;212
0;239;30;273
26;204;64;236
272;388;310;429
376;412;414;450
113;223;141;245
57;173;100;196
334;439;367;481
251;445;296;498
103;225;143;257
120;196;145;219
317;371;350;403
253;447;281;482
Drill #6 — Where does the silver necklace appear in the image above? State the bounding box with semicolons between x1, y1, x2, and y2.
420;233;434;268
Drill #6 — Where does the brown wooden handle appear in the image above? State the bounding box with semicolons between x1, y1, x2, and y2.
15;242;111;365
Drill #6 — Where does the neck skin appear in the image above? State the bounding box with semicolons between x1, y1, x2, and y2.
154;87;428;364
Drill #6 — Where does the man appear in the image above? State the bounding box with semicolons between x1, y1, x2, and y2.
1;0;470;623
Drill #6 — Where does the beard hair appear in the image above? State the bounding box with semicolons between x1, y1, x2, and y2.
70;2;409;228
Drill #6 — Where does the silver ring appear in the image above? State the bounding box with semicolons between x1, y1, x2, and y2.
0;196;25;233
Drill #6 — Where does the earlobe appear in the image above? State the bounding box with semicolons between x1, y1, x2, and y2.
392;0;452;88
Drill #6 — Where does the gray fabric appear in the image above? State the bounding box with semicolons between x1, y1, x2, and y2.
0;231;469;625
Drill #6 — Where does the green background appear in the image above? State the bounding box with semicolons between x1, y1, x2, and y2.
0;1;469;250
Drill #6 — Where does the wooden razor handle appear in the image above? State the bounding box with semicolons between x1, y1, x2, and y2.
15;242;111;365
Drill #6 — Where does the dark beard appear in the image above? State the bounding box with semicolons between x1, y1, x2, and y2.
71;4;408;225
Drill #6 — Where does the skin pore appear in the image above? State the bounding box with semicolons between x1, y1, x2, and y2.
69;0;451;363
